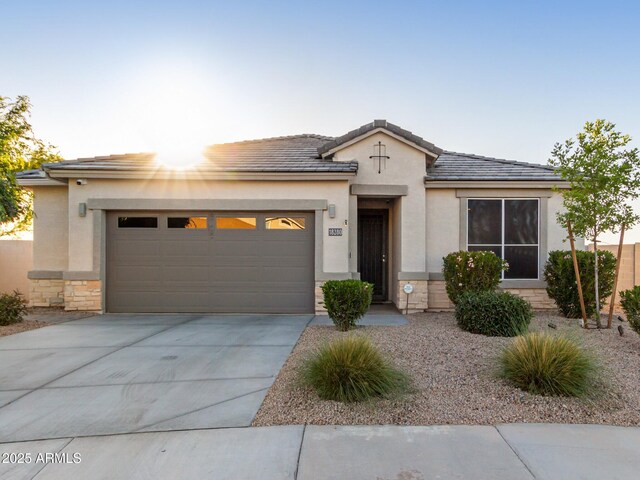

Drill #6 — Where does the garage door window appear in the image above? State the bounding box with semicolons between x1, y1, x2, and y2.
215;217;256;229
118;217;158;228
265;217;306;230
168;217;208;229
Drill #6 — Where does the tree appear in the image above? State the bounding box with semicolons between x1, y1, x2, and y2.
549;119;640;328
0;95;61;236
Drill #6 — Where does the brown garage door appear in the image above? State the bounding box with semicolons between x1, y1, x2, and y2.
106;211;315;313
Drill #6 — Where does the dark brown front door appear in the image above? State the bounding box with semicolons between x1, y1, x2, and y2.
358;209;388;302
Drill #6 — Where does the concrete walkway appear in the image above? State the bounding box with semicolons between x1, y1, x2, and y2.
1;424;638;479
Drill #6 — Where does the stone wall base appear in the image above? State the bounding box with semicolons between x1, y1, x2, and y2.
502;288;556;310
30;279;65;307
64;280;102;311
426;281;557;311
314;281;327;315
427;280;454;311
395;280;428;314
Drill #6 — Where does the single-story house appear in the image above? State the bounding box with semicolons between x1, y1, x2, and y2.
17;120;580;314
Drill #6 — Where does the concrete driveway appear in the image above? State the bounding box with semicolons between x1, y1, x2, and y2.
0;314;311;443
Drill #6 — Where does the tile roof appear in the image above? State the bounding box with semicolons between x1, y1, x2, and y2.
318;119;443;156
26;135;358;175
15;122;561;182
426;151;560;182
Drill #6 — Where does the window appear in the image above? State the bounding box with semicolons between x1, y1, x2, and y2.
168;217;208;229
468;199;539;279
265;217;306;230
215;217;257;229
118;217;158;228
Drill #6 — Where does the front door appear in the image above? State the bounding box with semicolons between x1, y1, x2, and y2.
358;209;388;302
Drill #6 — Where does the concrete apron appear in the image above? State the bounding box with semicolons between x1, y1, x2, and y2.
0;314;312;443
1;424;638;480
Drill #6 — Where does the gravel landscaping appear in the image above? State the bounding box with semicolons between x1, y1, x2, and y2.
253;312;640;427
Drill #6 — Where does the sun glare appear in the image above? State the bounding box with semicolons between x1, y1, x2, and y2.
155;143;205;170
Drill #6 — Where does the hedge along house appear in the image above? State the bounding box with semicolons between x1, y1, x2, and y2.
17;120;580;314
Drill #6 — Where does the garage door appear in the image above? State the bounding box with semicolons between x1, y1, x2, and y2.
106;211;315;313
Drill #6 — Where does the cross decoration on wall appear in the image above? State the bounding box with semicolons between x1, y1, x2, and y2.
369;141;390;174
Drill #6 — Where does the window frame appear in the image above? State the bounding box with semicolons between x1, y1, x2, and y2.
466;197;540;281
117;216;159;229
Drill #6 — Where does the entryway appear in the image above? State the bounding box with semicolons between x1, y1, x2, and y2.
358;208;389;302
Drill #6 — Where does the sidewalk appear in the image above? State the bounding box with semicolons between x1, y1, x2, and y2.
1;424;638;480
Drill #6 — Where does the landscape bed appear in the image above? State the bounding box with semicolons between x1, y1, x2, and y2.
253;312;640;427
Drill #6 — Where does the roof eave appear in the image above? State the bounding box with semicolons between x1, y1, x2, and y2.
44;168;357;181
424;178;570;189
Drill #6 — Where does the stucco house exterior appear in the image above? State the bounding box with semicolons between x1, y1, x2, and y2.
17;120;579;314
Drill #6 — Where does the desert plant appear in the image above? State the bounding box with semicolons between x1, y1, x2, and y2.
442;250;508;304
619;286;640;335
301;336;409;403
321;280;373;331
455;290;532;337
544;250;616;318
0;290;28;326
499;332;597;396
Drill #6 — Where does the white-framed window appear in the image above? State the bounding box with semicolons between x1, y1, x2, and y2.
467;198;539;280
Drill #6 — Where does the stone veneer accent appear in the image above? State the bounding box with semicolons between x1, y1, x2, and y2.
30;279;65;307
426;280;556;311
64;280;102;311
502;288;556;310
315;281;327;314
427;280;454;311
396;280;428;314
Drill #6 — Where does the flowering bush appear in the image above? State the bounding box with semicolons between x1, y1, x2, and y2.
544;250;616;318
442;251;508;304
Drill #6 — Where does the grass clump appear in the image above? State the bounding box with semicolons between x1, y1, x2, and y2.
301;336;409;403
499;332;597;397
455;290;532;337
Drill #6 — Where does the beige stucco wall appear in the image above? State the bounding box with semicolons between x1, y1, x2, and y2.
32;186;68;271
0;240;32;299
588;243;639;308
67;178;351;275
334;131;429;274
425;189;582;277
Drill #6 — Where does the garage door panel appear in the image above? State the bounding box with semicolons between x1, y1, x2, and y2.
110;266;163;283
107;211;314;313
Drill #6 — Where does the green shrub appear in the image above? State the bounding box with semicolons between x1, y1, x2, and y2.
455;290;532;337
620;286;640;335
442;251;508;304
321;280;373;331
499;332;597;396
0;290;28;326
301;336;409;403
544;250;616;318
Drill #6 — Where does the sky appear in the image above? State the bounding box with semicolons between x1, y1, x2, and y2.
2;0;640;243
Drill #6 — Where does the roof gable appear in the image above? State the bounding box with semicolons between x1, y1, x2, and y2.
318;120;443;158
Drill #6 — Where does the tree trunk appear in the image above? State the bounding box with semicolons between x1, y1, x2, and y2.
608;224;625;328
594;237;602;329
568;221;588;328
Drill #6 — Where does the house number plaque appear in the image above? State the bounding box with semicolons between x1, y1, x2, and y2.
328;228;343;236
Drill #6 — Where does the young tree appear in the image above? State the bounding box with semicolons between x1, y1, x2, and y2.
550;119;640;328
0;95;61;236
